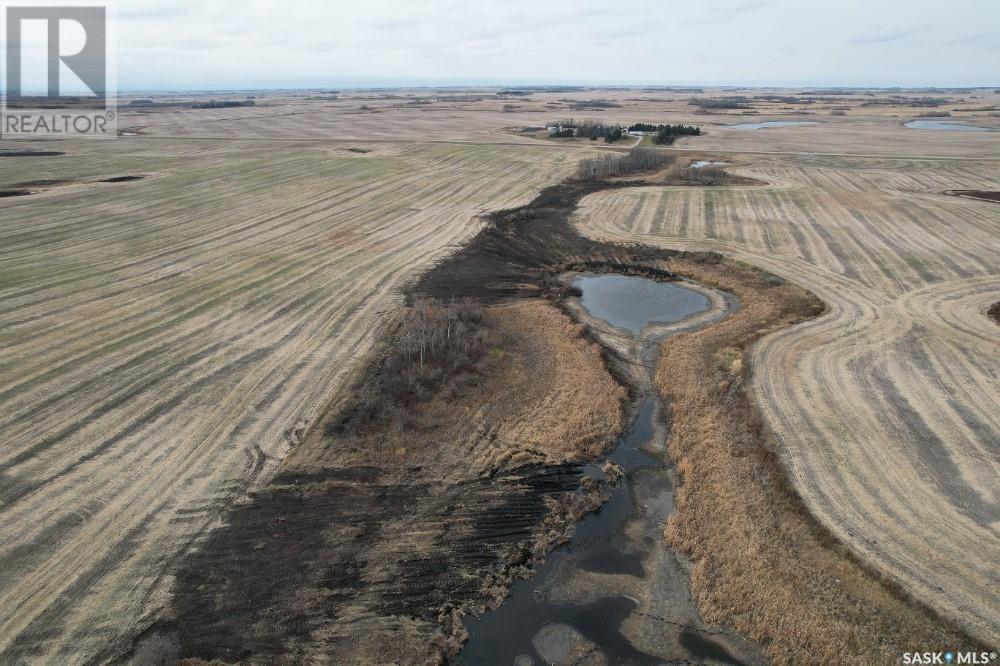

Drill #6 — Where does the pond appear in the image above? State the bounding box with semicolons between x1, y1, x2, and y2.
573;274;710;336
904;120;994;132
728;120;819;129
690;160;729;169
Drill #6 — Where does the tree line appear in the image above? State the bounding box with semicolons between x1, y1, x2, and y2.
550;119;624;142
576;148;671;180
551;119;701;145
627;123;702;144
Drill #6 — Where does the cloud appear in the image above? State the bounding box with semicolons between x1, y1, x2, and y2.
947;32;1000;50
849;28;920;44
729;0;770;14
106;0;1000;89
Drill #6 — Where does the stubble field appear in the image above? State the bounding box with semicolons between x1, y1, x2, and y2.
574;151;1000;642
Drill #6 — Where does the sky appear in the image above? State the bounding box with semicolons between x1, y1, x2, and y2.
13;0;1000;91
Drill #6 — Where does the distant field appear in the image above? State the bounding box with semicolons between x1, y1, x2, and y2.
573;153;1000;641
0;137;576;660
116;87;1000;159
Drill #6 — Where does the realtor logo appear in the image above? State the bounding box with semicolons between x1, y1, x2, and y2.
2;3;116;137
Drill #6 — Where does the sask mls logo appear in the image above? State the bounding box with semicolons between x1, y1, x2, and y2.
1;3;117;137
904;651;998;665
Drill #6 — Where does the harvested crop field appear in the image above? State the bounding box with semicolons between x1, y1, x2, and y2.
2;87;998;662
573;153;1000;643
0;137;578;661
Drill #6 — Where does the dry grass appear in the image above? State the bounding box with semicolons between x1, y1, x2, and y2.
490;301;627;462
656;257;972;664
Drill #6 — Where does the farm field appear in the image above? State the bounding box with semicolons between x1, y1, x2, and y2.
1;87;998;661
573;151;1000;642
0;136;577;661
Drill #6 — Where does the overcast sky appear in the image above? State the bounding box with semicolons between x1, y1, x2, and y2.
49;0;1000;90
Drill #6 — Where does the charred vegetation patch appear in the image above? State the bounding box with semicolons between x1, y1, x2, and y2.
413;168;725;304
146;463;589;664
10;178;76;188
0;149;64;157
0;189;32;198
988;301;1000;324
99;175;145;183
946;189;1000;204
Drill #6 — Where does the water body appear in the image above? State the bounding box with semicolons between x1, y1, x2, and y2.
690;160;729;169
903;120;994;132
728;120;819;129
460;275;760;665
574;275;710;336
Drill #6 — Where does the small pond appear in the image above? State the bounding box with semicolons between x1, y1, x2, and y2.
904;120;994;132
690;160;729;169
574;274;710;336
728;120;819;130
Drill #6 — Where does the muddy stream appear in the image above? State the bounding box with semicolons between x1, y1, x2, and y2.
460;274;763;665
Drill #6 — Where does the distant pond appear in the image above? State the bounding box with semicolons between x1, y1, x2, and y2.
904;120;994;132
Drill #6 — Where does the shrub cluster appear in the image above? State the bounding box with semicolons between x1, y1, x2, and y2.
668;165;736;185
191;99;255;109
331;300;503;435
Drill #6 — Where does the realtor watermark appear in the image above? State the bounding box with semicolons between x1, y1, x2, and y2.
1;2;116;137
903;651;998;664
